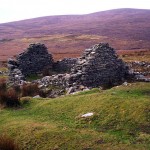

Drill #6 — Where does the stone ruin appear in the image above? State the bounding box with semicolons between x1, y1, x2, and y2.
7;59;25;83
7;42;130;96
53;58;77;73
16;43;53;76
128;61;150;82
68;43;129;87
8;43;53;82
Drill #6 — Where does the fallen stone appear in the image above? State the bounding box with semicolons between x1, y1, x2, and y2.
81;112;94;118
66;87;74;95
123;82;128;86
33;95;41;98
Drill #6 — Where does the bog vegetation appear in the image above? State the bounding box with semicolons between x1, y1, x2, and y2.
0;135;20;150
0;78;40;108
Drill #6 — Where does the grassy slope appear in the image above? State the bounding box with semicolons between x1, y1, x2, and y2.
0;82;150;150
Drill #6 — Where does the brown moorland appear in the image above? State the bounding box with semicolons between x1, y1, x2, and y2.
0;8;150;61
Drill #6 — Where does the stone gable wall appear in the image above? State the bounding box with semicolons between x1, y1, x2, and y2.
16;43;53;76
68;43;129;87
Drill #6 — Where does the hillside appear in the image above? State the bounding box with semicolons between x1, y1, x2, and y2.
0;82;150;149
0;8;150;61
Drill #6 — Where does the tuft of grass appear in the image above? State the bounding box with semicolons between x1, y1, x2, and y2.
76;88;100;96
0;79;20;108
0;135;20;150
0;68;8;79
26;74;40;81
21;83;39;97
20;97;32;105
0;76;8;79
0;67;8;72
0;78;7;91
0;88;20;108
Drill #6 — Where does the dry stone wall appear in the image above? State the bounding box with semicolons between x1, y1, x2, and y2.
7;58;25;83
53;58;77;73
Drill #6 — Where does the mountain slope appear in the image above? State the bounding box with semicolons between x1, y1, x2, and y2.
0;8;150;61
0;8;150;40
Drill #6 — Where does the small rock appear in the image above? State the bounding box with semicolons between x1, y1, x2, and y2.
81;112;94;118
33;95;41;98
38;84;44;88
79;85;85;90
66;87;74;95
123;82;128;86
83;88;90;92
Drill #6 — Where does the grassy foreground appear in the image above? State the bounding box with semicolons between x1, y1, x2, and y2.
0;82;150;150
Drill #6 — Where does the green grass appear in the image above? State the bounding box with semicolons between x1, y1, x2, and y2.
0;67;8;79
0;82;150;150
26;74;41;81
0;67;8;72
0;76;8;79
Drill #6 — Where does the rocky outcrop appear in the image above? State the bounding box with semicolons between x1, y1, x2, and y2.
68;43;129;88
16;43;53;76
